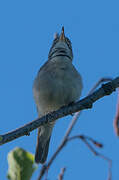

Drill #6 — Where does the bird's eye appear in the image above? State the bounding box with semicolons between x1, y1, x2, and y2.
53;37;59;46
65;38;72;50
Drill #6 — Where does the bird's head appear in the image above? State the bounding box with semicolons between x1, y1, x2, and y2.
48;27;73;61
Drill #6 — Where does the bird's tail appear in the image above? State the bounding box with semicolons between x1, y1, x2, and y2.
35;124;54;164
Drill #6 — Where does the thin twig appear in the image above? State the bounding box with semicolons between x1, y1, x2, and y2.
68;135;103;148
113;88;119;136
58;167;66;180
88;77;113;95
67;135;112;180
38;112;81;180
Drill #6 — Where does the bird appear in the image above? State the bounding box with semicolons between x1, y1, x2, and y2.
33;27;83;164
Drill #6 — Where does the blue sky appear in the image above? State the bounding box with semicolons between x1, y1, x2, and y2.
0;0;119;180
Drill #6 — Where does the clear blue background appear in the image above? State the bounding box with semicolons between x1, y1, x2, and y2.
0;0;119;180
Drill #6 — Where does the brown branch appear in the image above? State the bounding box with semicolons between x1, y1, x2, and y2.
113;88;119;136
67;135;112;180
38;112;81;180
58;167;66;180
88;77;113;95
0;77;118;146
68;135;103;149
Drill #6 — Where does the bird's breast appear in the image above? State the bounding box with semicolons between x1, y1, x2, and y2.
33;59;82;115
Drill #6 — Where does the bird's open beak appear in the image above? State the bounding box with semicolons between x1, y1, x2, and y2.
59;26;65;41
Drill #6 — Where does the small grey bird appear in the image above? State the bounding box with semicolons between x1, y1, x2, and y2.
33;27;83;164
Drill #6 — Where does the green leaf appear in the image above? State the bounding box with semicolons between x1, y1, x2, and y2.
0;136;3;141
7;147;38;180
